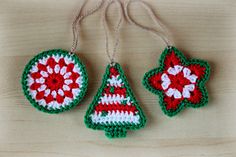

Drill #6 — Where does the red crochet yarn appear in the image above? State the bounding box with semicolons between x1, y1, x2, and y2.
22;49;88;113
93;67;138;115
143;46;210;116
84;63;146;138
148;51;204;109
29;57;80;104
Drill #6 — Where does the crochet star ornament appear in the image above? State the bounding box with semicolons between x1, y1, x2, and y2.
143;47;210;117
21;49;88;113
85;63;146;138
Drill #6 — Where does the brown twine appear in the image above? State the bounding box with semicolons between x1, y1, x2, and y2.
102;0;124;64
124;0;173;47
71;0;173;56
70;0;105;53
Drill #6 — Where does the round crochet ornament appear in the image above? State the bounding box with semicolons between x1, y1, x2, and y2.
21;49;88;113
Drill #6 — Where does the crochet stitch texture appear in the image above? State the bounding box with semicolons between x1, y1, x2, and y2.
21;49;88;113
143;46;210;117
85;63;146;138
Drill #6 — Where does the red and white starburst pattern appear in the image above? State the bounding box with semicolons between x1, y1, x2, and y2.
161;65;198;99
147;50;207;110
27;54;83;110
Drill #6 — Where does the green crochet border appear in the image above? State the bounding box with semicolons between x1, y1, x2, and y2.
21;49;88;114
84;63;146;138
143;46;210;117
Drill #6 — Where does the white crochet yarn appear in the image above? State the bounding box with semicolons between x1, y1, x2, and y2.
90;72;141;125
182;84;195;98
183;67;198;83
27;54;84;110
90;111;140;125
99;94;132;105
161;65;198;99
166;88;182;99
107;75;123;87
167;65;183;75
161;73;171;90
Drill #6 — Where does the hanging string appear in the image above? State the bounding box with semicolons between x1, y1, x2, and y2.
102;0;124;64
124;0;173;47
70;0;105;53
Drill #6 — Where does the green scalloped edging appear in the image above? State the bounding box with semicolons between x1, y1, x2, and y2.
143;46;210;117
84;63;146;138
21;49;88;114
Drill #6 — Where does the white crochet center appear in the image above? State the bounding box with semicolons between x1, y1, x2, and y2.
161;65;198;99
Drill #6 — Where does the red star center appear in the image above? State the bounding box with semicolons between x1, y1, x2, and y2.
45;73;65;91
168;72;191;93
161;65;198;99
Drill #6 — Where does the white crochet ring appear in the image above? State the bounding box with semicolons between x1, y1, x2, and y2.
21;49;88;113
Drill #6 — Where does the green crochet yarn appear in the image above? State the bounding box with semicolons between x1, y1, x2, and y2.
143;46;210;117
21;49;88;114
85;63;146;138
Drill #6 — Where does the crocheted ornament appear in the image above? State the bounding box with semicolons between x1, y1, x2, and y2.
21;49;88;113
143;46;210;117
85;63;146;138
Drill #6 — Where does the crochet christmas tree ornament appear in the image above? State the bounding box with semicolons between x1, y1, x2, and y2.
21;49;88;113
143;46;210;117
85;63;146;138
